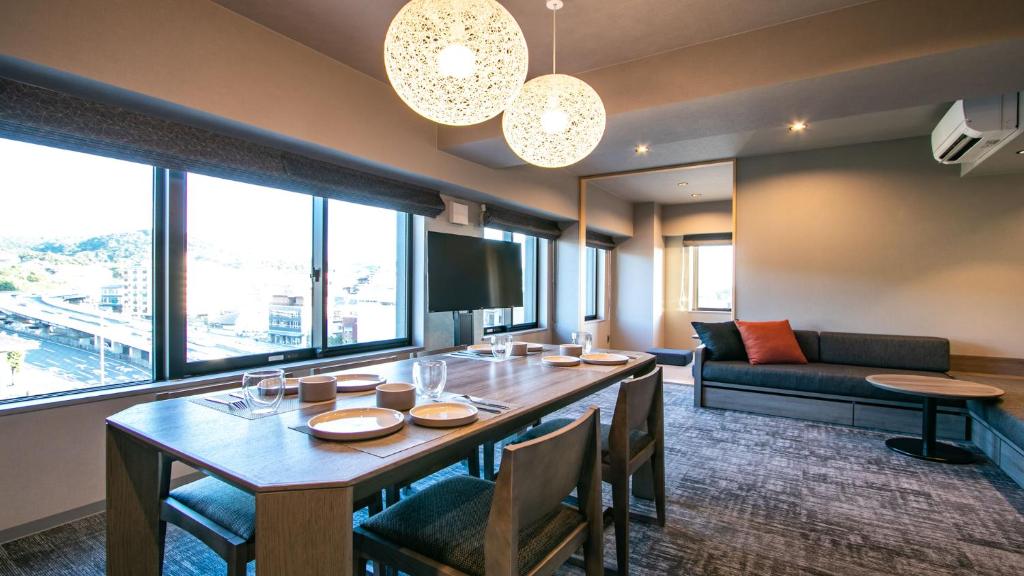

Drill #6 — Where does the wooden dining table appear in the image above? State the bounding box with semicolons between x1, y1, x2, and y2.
105;346;655;575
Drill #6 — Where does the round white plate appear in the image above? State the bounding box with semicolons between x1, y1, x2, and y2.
467;343;492;355
335;373;386;392
581;353;630;366
410;402;479;428
526;343;545;353
307;407;404;441
542;355;581;367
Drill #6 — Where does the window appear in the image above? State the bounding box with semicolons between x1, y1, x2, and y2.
694;244;733;311
0;138;153;400
584;247;605;321
482;228;539;333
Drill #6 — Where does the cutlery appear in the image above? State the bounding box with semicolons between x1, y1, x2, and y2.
440;399;499;414
206;396;246;410
457;394;510;411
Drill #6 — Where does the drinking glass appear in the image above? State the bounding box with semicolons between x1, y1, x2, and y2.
572;331;594;354
490;334;513;360
413;359;447;400
243;368;285;415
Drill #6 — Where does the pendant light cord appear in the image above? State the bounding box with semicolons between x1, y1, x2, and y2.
552;7;557;74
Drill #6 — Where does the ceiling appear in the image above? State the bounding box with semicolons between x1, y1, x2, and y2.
211;0;1024;177
211;0;872;81
591;161;734;205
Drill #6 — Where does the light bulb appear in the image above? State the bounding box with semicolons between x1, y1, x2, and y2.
437;43;476;79
541;108;569;134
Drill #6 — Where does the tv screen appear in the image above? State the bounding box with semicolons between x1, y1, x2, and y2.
428;231;523;313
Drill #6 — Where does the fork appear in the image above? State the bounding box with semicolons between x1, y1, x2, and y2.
456;394;510;411
206;396;247;410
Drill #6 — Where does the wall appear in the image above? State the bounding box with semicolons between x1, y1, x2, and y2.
612;203;664;351
736;136;1024;358
662;200;734;349
587;185;634;237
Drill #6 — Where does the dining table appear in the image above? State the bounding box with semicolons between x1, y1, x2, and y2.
105;346;656;575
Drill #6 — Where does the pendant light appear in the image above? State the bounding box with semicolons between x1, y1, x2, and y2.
384;0;529;126
502;0;606;168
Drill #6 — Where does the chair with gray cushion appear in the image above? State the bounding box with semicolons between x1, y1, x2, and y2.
157;454;383;575
354;407;605;576
513;367;665;575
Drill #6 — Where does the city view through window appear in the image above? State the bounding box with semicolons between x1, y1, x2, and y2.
0;139;153;399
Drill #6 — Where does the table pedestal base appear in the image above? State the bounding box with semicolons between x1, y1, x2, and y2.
885;437;975;464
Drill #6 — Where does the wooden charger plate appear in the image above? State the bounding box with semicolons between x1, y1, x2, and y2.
581;353;630;366
542;355;581;367
410;402;478;428
307;407;404;441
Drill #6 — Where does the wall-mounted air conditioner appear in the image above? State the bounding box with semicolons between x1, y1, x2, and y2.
931;93;1021;175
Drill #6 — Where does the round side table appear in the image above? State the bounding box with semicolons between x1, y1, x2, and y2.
866;374;1004;464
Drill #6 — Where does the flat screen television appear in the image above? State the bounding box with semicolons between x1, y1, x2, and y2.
427;231;523;313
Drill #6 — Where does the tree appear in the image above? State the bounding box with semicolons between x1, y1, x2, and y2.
5;351;23;386
0;280;15;291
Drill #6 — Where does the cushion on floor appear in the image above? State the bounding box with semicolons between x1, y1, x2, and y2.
168;476;255;540
361;476;582;576
701;361;960;404
647;348;693;366
968;379;1024;448
513;418;654;461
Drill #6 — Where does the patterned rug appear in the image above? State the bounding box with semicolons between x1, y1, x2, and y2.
2;383;1022;576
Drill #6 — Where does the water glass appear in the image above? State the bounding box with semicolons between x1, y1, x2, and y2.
490;334;513;360
243;368;285;415
413;359;447;400
572;331;594;354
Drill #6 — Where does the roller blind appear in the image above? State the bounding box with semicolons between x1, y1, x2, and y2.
585;229;617;250
481;204;563;240
0;76;445;217
681;232;732;246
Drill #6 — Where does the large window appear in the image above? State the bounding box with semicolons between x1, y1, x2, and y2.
694;244;733;311
584;247;605;321
482;228;539;333
0;138;153;400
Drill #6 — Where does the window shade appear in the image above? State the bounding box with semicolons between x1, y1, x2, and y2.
585;229;617;250
0;76;445;217
681;232;732;246
481;204;562;240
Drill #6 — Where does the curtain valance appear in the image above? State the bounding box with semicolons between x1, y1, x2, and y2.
481;204;562;240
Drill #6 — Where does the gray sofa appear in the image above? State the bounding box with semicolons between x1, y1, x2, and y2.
693;330;970;439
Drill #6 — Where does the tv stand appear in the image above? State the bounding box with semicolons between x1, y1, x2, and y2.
452;311;475;346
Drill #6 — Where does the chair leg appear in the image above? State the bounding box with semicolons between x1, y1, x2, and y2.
467;447;481;477
225;547;248;576
652;446;666;527
353;552;367;576
483;441;496;481
611;473;631;576
385;485;401;507
157;519;167;571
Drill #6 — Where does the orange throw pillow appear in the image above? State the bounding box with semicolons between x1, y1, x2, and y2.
735;320;808;365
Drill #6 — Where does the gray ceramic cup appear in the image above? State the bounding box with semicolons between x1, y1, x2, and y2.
560;344;584;357
376;382;416;411
298;375;337;402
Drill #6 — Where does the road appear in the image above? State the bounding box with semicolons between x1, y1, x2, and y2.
0;332;149;399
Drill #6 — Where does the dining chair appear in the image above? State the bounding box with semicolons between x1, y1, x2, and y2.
353;406;605;576
511;366;665;575
157;457;385;575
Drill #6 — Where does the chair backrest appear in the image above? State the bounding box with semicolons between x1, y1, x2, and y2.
486;407;602;575
608;366;663;463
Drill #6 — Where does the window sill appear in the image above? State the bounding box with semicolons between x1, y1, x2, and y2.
0;345;423;418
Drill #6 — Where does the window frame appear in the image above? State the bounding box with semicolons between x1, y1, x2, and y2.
584;246;604;322
692;243;734;313
481;229;540;335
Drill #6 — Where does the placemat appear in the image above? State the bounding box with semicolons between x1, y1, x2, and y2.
290;392;514;458
446;351;513;362
190;389;375;420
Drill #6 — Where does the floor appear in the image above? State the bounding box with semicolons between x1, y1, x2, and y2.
1;382;1022;576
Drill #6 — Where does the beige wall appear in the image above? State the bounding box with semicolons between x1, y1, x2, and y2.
662;201;734;349
736;137;1024;358
0;0;578;220
612;203;664;352
587;185;634;237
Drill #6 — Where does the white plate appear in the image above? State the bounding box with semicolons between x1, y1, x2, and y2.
335;373;386;392
467;344;492;355
525;343;545;353
581;353;630;366
410;402;479;428
542;355;581;367
307;407;404;441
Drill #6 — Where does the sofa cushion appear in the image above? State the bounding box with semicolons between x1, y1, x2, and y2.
968;380;1024;449
736;320;808;365
818;332;949;372
692;321;747;361
793;330;820;363
702;361;955;403
168;476;255;540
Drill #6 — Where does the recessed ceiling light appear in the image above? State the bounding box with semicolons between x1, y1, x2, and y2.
634;144;650;155
690;192;703;199
788;121;808;132
677;181;688;187
1017;149;1024;155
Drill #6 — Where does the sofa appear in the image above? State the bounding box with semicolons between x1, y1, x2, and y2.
693;330;971;439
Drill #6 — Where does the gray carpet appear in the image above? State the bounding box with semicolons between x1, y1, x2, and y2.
2;384;1022;575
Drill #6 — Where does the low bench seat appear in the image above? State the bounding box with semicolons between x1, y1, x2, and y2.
968;380;1024;453
702;361;957;405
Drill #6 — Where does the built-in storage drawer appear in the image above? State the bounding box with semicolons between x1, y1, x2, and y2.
1000;437;1024;488
970;417;1000;462
853;403;967;440
703;386;853;425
